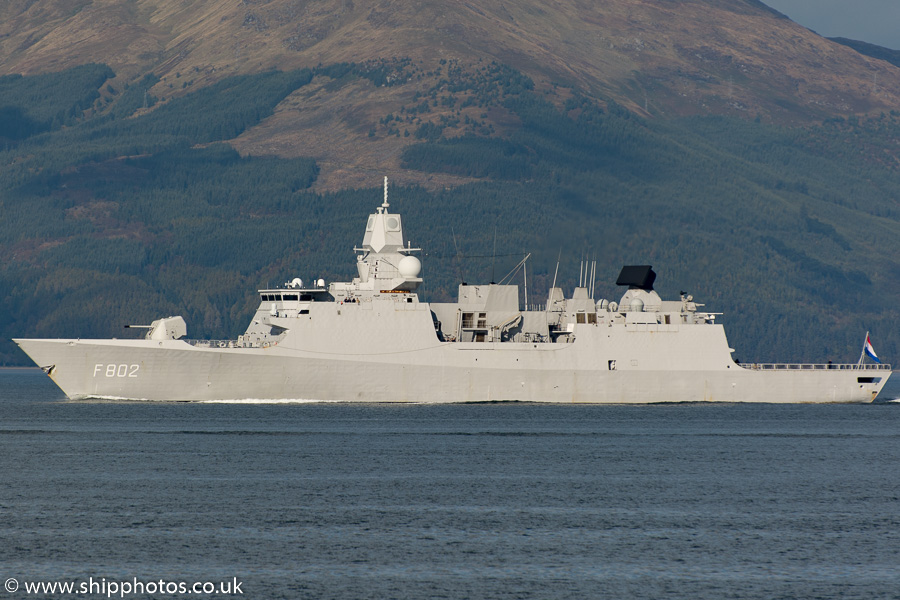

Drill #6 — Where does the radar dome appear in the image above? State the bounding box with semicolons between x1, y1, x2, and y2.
398;255;422;278
630;298;645;312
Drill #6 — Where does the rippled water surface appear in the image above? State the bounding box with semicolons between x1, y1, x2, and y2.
2;369;900;599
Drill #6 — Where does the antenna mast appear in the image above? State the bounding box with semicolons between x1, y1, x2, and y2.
548;249;561;305
524;256;528;310
451;227;465;284
490;227;497;284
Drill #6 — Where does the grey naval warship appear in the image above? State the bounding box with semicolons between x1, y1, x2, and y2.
14;178;892;403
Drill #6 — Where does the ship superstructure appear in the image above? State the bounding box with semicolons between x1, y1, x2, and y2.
14;178;891;403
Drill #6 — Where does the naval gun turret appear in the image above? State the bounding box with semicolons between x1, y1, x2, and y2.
125;316;187;340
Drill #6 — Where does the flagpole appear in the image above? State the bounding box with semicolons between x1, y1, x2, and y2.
858;331;869;367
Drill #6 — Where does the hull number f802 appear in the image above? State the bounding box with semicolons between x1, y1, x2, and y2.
93;364;140;378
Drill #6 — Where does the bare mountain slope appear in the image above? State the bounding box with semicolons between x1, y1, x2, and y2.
3;0;900;187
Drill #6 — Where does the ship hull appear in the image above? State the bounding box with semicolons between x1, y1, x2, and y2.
14;198;890;404
14;337;890;403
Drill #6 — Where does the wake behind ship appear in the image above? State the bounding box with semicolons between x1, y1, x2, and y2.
14;178;891;403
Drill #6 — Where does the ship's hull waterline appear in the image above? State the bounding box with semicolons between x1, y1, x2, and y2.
14;337;889;404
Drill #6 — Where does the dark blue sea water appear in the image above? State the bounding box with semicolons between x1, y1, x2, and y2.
2;368;900;600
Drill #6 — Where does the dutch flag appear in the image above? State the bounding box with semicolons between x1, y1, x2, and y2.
864;333;882;364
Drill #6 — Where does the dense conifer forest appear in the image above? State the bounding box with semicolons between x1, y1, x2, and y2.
2;63;899;365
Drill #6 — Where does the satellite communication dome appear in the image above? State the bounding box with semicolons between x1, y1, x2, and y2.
630;298;645;312
398;255;422;278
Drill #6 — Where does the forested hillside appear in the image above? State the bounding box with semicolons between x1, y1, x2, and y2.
1;64;899;365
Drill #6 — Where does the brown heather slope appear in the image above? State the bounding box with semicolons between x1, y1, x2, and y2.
3;0;900;188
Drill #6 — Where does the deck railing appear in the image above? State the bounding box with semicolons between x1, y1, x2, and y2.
184;339;281;349
738;362;891;371
185;339;239;348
